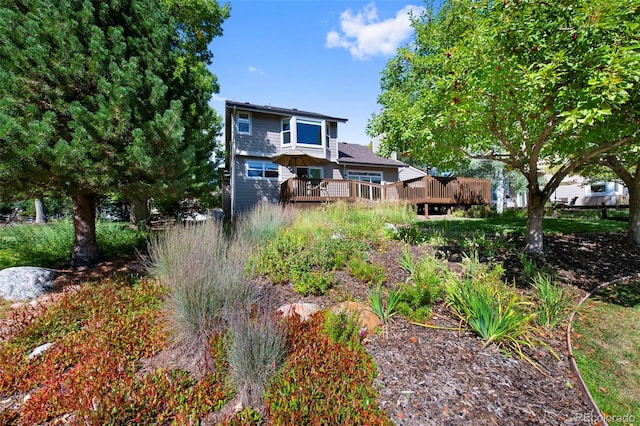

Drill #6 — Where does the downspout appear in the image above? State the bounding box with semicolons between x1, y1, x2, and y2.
231;106;237;217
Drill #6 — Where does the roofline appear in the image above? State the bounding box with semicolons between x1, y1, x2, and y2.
226;100;348;123
337;160;407;169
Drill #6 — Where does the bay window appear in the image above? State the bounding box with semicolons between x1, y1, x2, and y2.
281;117;326;147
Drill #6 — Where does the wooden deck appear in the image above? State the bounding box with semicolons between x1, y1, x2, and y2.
280;176;491;212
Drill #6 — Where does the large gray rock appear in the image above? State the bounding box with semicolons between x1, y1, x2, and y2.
0;267;58;301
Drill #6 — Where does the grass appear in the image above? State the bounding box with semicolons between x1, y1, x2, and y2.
0;219;147;269
400;213;628;248
572;280;640;424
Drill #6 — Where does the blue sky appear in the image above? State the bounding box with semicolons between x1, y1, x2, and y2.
208;1;425;146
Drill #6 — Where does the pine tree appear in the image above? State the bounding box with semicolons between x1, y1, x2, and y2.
0;0;227;264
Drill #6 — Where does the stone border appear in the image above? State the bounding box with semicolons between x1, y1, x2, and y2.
566;273;640;426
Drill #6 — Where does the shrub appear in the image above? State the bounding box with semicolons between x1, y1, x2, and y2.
293;271;335;296
226;307;287;410
147;221;258;350
533;273;573;329
347;256;386;285
324;310;363;349
396;248;445;322
234;201;296;247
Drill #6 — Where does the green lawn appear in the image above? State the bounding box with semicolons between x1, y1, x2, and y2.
572;280;640;425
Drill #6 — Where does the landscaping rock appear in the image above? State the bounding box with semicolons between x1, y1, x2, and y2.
276;303;321;321
332;301;381;337
27;342;54;360
0;267;58;301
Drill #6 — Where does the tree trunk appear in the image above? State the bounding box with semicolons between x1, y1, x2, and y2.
129;196;151;228
71;193;99;265
524;192;546;255
628;184;640;246
34;198;46;224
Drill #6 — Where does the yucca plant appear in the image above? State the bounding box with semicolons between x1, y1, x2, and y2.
446;278;535;349
533;273;573;329
368;283;402;324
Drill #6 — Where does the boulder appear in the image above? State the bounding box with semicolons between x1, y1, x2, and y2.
277;303;321;321
332;301;381;338
0;267;58;301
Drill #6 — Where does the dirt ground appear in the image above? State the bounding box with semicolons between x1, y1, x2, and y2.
27;231;640;425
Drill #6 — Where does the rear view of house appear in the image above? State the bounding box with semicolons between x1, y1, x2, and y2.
223;101;407;217
223;101;491;218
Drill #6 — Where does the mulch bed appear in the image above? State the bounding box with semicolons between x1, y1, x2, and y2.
10;231;640;425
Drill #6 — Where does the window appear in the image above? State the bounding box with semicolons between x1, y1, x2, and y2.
237;112;251;134
282;119;290;144
281;117;326;147
297;119;322;145
590;183;607;193
296;167;323;179
247;161;279;179
347;171;382;184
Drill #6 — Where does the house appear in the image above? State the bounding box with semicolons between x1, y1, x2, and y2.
549;175;628;208
223;101;408;217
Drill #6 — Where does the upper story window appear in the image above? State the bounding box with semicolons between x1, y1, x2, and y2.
297;119;322;145
281;117;326;147
282;119;291;144
237;112;251;134
247;161;279;179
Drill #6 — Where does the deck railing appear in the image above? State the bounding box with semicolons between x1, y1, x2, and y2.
280;176;491;206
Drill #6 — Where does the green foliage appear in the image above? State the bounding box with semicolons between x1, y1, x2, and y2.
445;251;536;358
369;0;640;255
533;273;573;330
293;271;336;296
347;255;387;285
324;310;363;349
368;283;402;324
251;223;365;295
0;0;228;263
0;220;146;269
396;248;445;322
265;313;390;425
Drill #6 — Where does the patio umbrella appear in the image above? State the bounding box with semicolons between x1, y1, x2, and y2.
271;149;324;168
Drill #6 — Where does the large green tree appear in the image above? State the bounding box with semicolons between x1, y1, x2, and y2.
369;0;640;254
0;0;228;264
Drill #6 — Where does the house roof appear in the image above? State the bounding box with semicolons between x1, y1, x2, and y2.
337;142;407;168
226;100;348;123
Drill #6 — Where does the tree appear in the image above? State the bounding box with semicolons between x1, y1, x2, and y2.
0;0;228;264
368;0;640;255
580;145;640;244
34;198;46;224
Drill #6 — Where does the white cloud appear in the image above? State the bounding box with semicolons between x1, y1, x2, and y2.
326;2;423;60
248;65;264;75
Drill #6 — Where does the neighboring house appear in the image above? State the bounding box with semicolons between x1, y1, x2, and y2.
549;175;629;207
223;101;408;217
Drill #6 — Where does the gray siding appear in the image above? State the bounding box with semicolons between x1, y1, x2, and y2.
234;112;281;157
233;157;282;214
